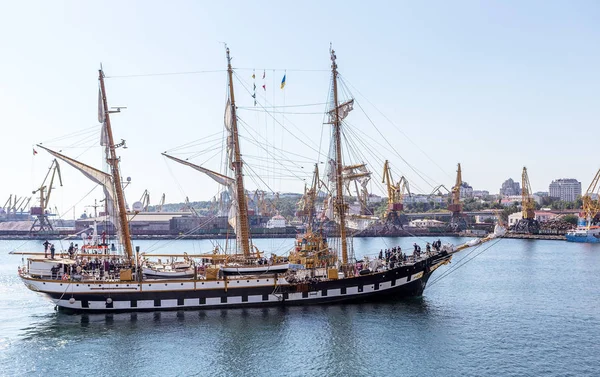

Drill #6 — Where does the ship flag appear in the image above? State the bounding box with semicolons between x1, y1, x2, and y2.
280;73;286;89
33;148;38;156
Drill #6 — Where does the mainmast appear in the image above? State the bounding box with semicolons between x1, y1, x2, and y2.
226;48;251;257
99;70;133;261
330;48;349;266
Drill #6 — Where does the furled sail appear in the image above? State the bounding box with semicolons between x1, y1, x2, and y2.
36;145;117;217
224;99;235;170
327;99;354;124
98;88;109;147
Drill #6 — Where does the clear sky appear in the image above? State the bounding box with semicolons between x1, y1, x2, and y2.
1;1;599;217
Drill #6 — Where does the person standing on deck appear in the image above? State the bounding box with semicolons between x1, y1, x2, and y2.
43;240;50;258
50;244;55;259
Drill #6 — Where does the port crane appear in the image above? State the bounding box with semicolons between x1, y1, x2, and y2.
513;167;540;234
581;168;600;228
448;163;467;231
30;159;63;233
157;193;166;212
18;197;32;212
139;190;150;212
2;195;13;214
381;160;410;226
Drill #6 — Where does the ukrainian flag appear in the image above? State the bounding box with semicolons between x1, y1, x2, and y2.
280;74;286;89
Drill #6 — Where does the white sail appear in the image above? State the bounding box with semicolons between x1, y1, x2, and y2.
224;99;233;132
162;153;234;187
36;145;117;217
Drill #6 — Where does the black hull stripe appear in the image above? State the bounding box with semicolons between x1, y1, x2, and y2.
56;275;431;314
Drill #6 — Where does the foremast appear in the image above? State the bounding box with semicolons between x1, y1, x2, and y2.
226;48;251;258
99;70;133;261
330;49;349;267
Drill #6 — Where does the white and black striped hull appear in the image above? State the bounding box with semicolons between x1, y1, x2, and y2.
21;253;451;313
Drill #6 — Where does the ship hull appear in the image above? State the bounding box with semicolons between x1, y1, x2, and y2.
566;228;600;243
20;253;451;313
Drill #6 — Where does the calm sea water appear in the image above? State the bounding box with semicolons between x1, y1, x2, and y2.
1;236;599;377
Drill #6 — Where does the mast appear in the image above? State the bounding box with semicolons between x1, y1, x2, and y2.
306;163;319;233
226;47;251;257
330;48;349;266
99;69;133;261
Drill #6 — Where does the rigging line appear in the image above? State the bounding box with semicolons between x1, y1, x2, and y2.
341;135;388;197
186;142;227;160
349;99;437;191
45;131;101;149
233;73;324;157
241;139;319;161
245;163;275;194
238;102;328;109
236;119;306;170
166;138;226;154
51;133;100;152
105;70;225;78
342;122;426;194
40;125;100;144
318;75;332;185
144;213;222;253
238;108;324;115
164;131;224;152
428;238;504;288
343;120;409;176
339;74;453;180
57;184;102;220
243;154;317;164
236;68;329;72
237;121;308;184
74;143;99;161
191;148;223;168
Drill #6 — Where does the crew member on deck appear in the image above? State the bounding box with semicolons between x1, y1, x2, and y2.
43;240;50;258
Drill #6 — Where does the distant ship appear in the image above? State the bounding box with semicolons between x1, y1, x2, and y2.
565;227;600;243
566;168;600;243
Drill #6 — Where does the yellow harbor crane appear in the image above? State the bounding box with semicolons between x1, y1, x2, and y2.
581;168;600;228
30;159;63;233
513;167;540;234
382;160;410;226
448;163;467;231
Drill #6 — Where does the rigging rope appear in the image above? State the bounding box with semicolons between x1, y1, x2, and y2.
105;70;225;78
339;74;453;181
428;237;504;288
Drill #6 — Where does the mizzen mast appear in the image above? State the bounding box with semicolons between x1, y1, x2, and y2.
99;69;133;261
330;48;349;267
226;47;251;257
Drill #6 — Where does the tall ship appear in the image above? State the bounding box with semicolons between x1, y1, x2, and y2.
17;47;504;312
566;168;600;243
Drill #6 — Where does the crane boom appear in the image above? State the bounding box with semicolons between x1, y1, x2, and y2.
521;167;535;220
30;159;63;233
582;168;600;227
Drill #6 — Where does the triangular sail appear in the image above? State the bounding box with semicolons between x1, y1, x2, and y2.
36;145;117;218
162;153;234;187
